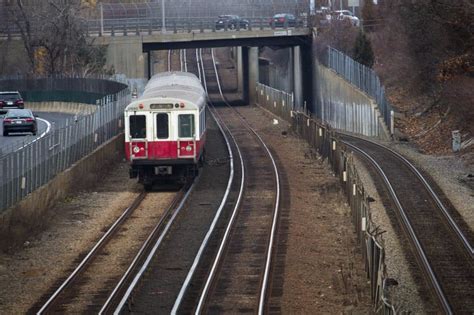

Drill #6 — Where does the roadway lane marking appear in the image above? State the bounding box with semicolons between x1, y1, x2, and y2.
37;117;52;138
15;117;52;151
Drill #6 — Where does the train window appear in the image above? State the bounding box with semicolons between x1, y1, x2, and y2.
156;113;169;139
178;114;195;138
129;115;146;138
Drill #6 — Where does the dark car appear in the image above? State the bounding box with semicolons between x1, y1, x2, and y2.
2;109;37;136
0;91;24;110
215;15;249;30
270;13;297;27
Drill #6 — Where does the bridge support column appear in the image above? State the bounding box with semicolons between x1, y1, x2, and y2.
147;52;152;79
301;44;313;113
293;45;303;111
237;46;243;93
248;46;259;105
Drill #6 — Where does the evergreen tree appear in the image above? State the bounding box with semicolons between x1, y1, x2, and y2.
353;30;374;68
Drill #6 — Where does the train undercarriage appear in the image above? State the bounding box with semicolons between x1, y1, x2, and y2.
129;160;200;190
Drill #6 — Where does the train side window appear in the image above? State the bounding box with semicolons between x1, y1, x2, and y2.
178;114;195;138
156;113;169;139
129;115;146;138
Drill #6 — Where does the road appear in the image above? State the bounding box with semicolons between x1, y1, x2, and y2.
0;112;74;156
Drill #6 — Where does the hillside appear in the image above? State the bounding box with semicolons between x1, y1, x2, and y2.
372;1;473;162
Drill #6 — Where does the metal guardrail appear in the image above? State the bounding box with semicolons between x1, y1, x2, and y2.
257;81;400;314
325;47;393;135
0;16;308;39
94;1;309;20
0;78;130;213
256;83;294;122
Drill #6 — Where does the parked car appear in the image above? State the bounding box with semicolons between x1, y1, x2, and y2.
2;108;37;136
334;10;360;26
215;15;249;30
0;91;24;110
270;13;297;27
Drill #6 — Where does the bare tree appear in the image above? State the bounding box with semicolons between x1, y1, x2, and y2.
9;0;110;76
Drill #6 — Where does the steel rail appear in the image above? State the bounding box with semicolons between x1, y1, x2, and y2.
195;49;202;82
342;140;453;314
171;48;243;314
341;134;473;258
111;179;198;314
193;48;246;315
36;192;147;314
98;184;189;314
210;48;282;315
199;48;208;93
168;50;171;72
183;49;188;72
188;48;281;315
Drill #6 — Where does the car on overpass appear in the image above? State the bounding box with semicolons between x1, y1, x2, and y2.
215;15;249;30
2;108;37;136
0;91;24;111
270;13;297;27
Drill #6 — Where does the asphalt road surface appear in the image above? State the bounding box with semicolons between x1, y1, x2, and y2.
0;112;74;156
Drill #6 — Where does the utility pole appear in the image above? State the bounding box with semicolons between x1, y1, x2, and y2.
100;2;104;35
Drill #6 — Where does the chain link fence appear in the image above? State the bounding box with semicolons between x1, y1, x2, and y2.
96;1;309;19
0;1;310;38
0;75;127;104
325;47;393;134
256;83;294;122
257;81;400;314
0;78;130;213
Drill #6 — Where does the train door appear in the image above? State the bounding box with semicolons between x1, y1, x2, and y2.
128;114;148;159
154;112;171;158
177;113;196;159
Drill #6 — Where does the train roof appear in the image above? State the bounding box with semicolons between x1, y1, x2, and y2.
144;72;203;93
125;72;206;112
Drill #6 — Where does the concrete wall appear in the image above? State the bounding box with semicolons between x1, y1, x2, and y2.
27;102;97;115
95;36;146;78
260;47;293;93
0;134;124;251
0;37;145;79
314;61;390;140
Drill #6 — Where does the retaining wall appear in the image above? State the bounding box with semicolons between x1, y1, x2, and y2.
0;134;124;251
314;62;391;140
27;102;97;115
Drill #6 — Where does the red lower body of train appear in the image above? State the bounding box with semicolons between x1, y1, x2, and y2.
125;135;205;188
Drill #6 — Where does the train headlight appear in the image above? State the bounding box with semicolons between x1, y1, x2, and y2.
186;145;192;152
133;146;140;153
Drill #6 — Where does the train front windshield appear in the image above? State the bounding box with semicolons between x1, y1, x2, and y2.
130;115;146;139
178;114;195;138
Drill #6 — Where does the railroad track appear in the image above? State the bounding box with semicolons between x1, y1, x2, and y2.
108;48;239;313
34;48;281;314
31;186;191;314
169;48;282;314
341;134;474;313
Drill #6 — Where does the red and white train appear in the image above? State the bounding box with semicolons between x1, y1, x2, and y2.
125;72;207;188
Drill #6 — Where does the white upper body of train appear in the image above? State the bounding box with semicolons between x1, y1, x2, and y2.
124;71;207;163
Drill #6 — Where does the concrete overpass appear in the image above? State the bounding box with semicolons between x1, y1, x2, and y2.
93;27;313;107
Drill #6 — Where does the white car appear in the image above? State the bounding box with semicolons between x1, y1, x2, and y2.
334;10;360;27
